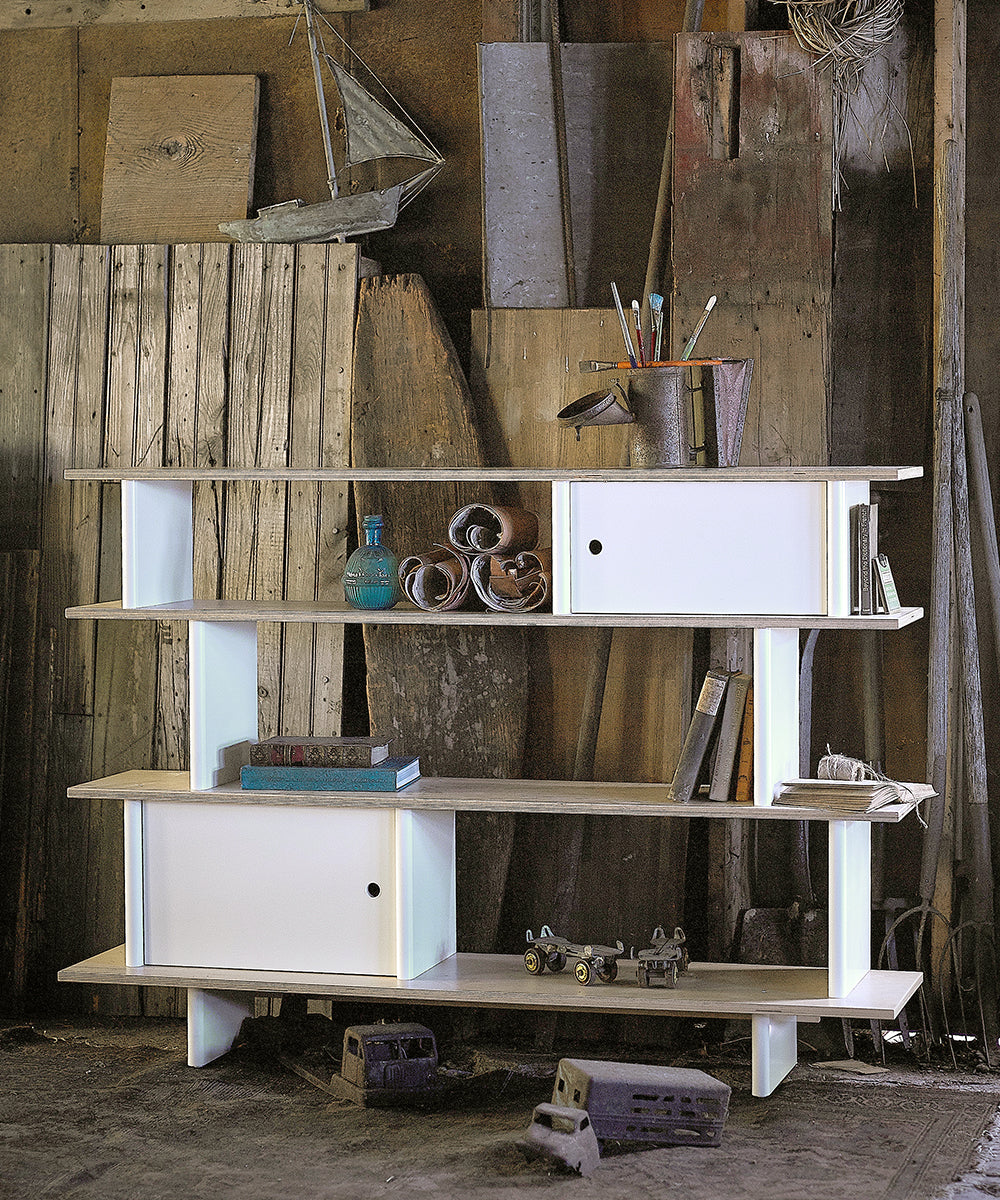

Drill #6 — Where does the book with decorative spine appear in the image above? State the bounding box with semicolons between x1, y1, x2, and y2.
249;736;394;768
666;669;730;803
241;756;421;792
733;682;754;804
708;672;752;802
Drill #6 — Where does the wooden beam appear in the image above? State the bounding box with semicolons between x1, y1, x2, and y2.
0;0;367;31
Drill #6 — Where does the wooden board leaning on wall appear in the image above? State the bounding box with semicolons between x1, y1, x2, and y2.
0;1;368;30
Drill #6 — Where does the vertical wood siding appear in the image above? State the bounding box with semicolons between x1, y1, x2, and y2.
0;242;355;1014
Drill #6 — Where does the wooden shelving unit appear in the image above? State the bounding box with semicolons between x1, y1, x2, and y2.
59;465;926;1097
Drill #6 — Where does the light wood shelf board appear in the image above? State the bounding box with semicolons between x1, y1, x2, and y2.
65;599;925;631
66;466;923;483
67;769;923;823
58;946;922;1021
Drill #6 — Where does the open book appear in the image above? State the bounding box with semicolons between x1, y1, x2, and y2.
773;778;934;813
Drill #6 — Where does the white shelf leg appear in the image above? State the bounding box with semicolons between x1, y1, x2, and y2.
551;480;571;615
186;988;253;1067
828;819;872;996
189;620;258;789
123;799;144;967
752;1014;798;1097
752;627;800;805
122;480;193;607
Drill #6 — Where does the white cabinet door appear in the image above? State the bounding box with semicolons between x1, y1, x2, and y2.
141;802;398;975
567;480;827;615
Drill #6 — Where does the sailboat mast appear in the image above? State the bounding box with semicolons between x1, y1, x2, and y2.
302;0;339;200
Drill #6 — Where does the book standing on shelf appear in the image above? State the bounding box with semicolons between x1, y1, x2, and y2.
249;735;394;767
733;682;754;803
850;499;902;616
667;668;730;803
874;553;901;613
241;756;421;792
708;672;752;802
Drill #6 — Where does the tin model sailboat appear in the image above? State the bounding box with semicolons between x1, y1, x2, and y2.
219;0;444;244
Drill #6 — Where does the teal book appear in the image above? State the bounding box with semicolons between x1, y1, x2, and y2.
240;756;421;792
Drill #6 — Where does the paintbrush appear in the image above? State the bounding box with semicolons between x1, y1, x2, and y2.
680;294;717;361
631;300;646;366
610;282;638;368
649;293;664;361
579;359;722;372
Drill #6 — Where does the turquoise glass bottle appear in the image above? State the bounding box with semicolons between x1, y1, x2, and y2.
343;514;401;610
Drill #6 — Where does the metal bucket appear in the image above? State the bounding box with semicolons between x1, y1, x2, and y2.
625;365;692;467
626;359;753;468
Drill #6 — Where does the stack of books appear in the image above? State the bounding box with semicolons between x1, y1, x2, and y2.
240;735;421;792
850;499;902;614
773;778;934;814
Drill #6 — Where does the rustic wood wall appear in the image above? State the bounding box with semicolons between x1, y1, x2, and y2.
0;0;947;1020
0;242;356;1014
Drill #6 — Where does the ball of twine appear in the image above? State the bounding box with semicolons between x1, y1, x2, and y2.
776;0;907;209
781;0;904;91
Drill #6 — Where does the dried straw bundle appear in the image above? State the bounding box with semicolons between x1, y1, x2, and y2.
776;0;906;207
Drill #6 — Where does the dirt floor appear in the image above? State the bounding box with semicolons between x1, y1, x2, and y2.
3;1012;1000;1200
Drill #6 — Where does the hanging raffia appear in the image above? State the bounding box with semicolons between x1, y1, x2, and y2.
776;0;907;208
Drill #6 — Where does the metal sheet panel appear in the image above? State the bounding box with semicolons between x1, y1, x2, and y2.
479;43;672;309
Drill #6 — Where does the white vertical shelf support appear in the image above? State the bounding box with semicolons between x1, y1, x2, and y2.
828;819;872;996
751;1014;799;1097
189;621;258;789
123;800;144;967
394;810;457;980
752;627;800;806
122;480;193;607
187;988;253;1067
551;480;571;615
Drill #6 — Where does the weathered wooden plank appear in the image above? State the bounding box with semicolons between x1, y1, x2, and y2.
468;305;693;963
224;244;296;739
37;245;132;1011
672;32;833;467
280;244;356;736
0;1;368;30
41;248;103;718
0;552;40;1010
352;275;528;955
101;76;259;245
0;246;48;551
0;31;78;243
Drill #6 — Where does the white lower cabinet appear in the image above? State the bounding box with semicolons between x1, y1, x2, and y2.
133;801;456;980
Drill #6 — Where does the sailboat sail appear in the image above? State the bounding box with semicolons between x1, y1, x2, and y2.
329;61;441;168
218;2;443;245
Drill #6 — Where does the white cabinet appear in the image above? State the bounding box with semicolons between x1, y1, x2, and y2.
59;464;926;1097
561;479;830;616
136;802;455;978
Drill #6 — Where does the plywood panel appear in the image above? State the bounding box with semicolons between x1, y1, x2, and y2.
101;75;258;244
671;32;833;467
